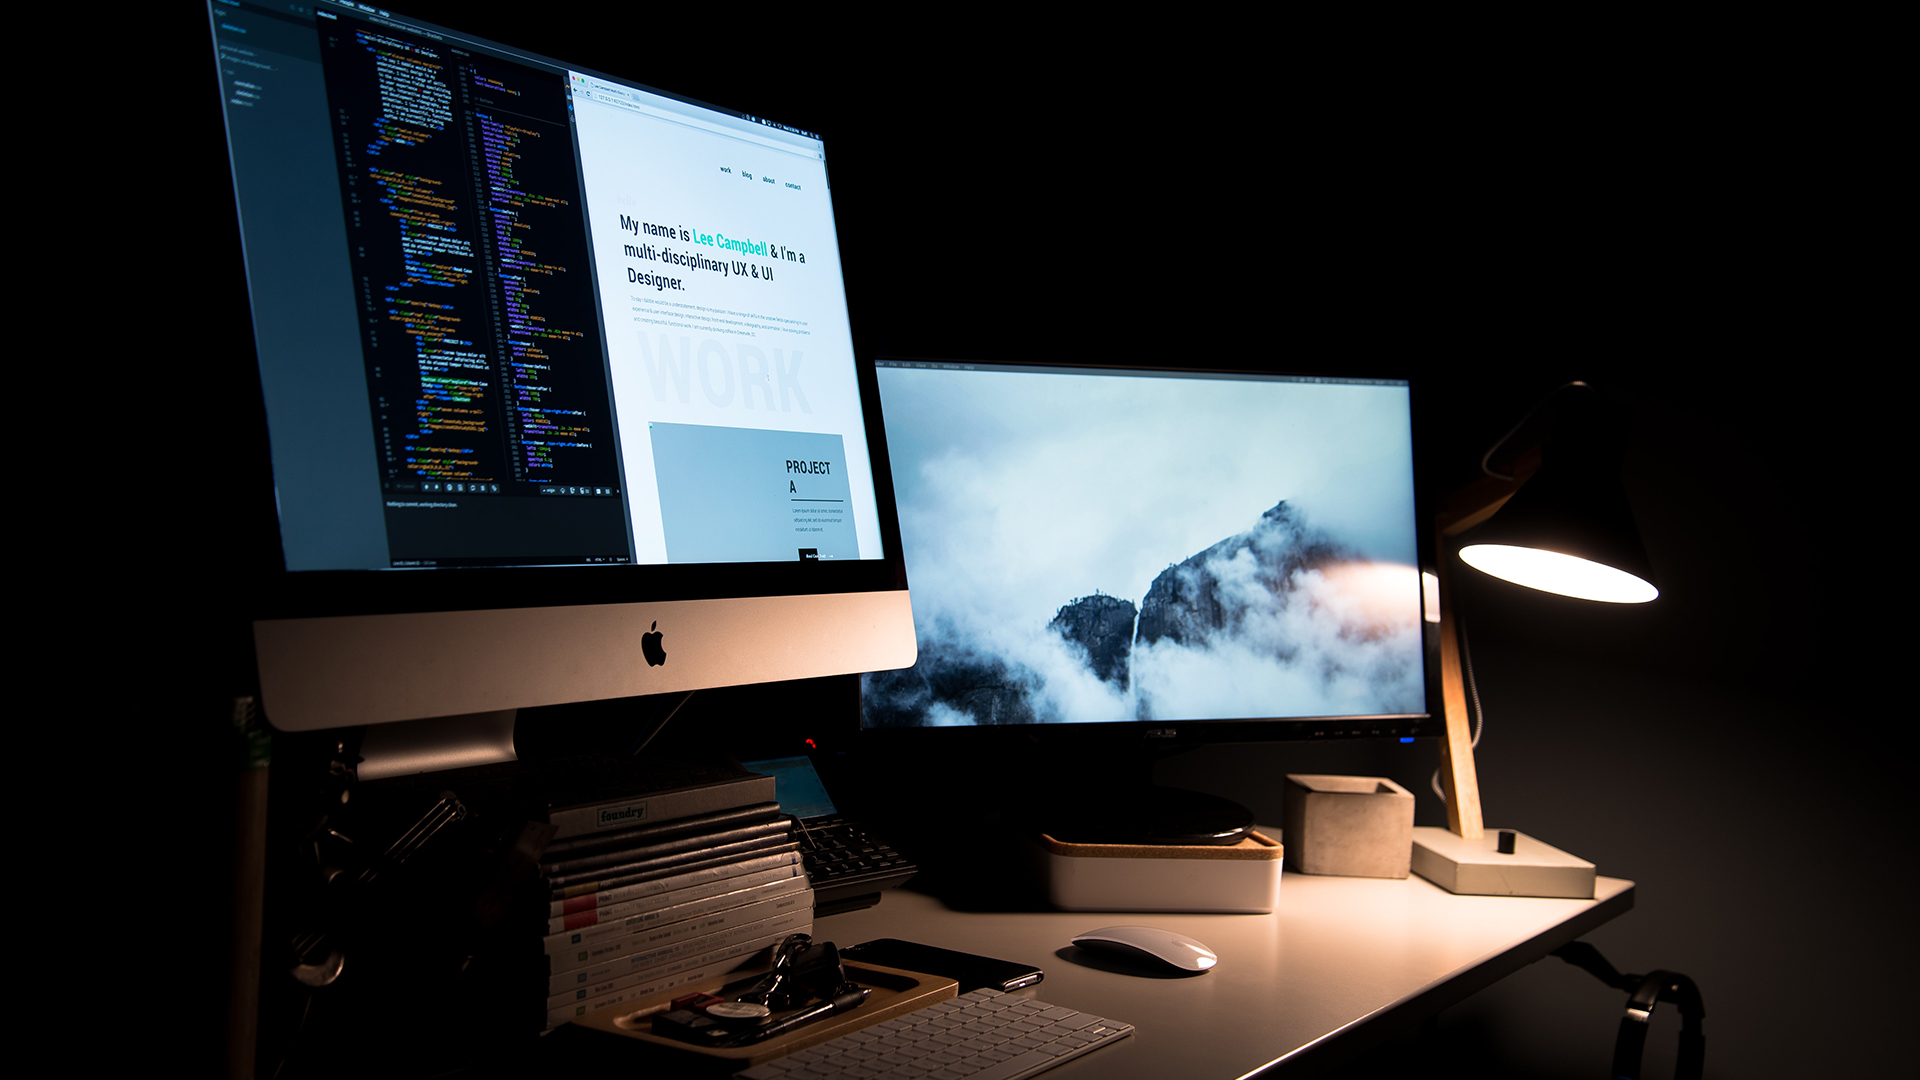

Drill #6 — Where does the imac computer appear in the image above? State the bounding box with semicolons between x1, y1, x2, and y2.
857;361;1440;840
205;1;915;740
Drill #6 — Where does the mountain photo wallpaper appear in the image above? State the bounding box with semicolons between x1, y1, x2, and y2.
863;365;1426;727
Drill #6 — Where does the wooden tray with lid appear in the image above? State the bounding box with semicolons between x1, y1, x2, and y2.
569;960;957;1066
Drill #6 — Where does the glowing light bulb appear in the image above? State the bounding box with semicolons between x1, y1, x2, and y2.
1458;544;1658;604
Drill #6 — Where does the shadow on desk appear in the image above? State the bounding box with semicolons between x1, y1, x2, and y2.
889;815;1057;913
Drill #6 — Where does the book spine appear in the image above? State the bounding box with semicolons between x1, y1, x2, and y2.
544;889;814;995
543;876;808;954
541;819;792;878
542;921;811;1029
548;856;805;932
549;913;806;1012
541;802;781;861
551;847;802;916
550;837;798;898
549;774;776;839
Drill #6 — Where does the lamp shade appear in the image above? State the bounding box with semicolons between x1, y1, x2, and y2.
1457;397;1658;604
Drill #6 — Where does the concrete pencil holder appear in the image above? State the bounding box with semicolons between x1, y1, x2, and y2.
1282;774;1415;879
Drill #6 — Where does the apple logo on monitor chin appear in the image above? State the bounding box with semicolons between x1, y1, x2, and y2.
641;621;667;666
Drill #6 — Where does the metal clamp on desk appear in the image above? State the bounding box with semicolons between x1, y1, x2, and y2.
1551;942;1705;1080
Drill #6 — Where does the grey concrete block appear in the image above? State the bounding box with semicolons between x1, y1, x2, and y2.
1282;774;1415;879
1409;826;1597;898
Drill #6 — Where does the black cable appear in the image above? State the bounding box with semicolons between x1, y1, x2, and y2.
268;990;314;1080
628;689;697;756
1479;380;1591;481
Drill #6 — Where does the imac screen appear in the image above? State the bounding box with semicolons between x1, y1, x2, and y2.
214;0;883;573
863;363;1425;728
208;1;914;730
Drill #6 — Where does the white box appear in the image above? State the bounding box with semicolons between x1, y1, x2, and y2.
1027;829;1283;913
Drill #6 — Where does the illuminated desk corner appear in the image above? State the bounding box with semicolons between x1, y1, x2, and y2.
815;870;1634;1078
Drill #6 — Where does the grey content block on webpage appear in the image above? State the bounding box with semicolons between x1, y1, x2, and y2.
650;422;857;563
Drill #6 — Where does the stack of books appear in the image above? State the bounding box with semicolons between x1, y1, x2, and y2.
536;795;815;1030
360;752;815;1032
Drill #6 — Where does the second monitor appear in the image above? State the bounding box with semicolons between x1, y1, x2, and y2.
862;361;1435;737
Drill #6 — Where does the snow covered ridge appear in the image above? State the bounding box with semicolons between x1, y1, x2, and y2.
865;501;1423;727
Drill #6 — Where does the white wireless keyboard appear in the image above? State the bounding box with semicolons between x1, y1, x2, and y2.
737;987;1133;1080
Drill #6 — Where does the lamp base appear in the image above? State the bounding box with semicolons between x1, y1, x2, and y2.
1410;826;1596;899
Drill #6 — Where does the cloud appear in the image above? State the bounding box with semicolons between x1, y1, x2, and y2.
863;366;1425;726
867;502;1423;725
1133;563;1425;720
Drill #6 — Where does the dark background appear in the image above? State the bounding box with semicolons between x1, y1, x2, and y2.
101;4;1897;1076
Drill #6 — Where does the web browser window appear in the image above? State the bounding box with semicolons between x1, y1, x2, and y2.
570;73;880;564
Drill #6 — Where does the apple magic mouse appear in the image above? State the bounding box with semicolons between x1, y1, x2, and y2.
1071;925;1217;973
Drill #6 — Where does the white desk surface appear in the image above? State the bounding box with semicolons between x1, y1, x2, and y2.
816;871;1635;1078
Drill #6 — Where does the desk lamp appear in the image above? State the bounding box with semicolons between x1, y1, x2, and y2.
1411;382;1657;897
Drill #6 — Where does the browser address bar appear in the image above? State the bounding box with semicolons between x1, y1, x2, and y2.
569;75;825;161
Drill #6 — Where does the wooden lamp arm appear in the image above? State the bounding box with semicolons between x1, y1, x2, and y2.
1432;447;1539;840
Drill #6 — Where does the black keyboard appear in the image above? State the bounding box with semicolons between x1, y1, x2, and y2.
793;814;916;912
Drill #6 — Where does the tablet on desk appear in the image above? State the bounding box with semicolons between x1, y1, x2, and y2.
744;756;918;914
842;938;1044;993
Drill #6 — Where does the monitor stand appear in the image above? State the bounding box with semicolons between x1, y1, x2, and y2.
357;709;519;781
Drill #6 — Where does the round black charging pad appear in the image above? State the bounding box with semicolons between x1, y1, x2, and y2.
1037;786;1254;846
